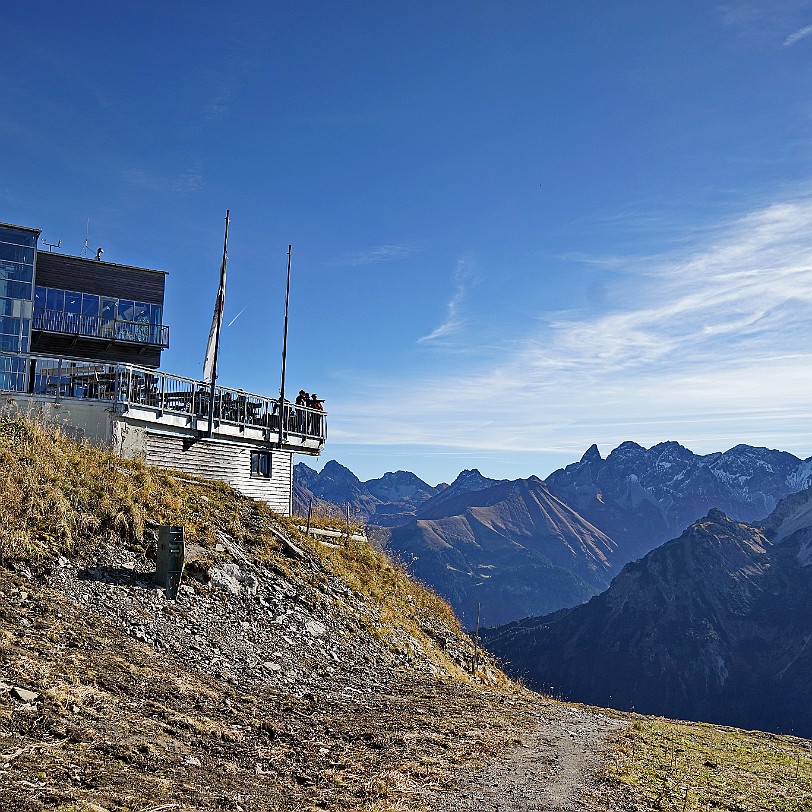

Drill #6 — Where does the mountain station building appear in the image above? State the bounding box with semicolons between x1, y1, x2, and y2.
0;220;325;515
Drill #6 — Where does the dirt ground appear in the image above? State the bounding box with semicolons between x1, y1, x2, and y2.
422;705;634;812
0;567;638;812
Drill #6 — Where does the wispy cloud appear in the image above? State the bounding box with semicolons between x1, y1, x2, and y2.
123;166;203;196
338;244;417;267
784;23;812;46
331;195;812;460
418;259;470;344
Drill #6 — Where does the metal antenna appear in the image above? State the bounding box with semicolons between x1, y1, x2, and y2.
40;236;61;253
81;218;90;257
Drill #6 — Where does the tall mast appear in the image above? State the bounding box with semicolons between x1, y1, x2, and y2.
206;210;230;438
278;244;292;448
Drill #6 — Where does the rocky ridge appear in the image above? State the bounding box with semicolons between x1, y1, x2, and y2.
545;440;812;562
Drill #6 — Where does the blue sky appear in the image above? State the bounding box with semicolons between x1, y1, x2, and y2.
3;2;812;484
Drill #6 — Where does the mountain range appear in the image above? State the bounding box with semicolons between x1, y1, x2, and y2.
481;488;812;737
296;442;812;626
388;475;617;627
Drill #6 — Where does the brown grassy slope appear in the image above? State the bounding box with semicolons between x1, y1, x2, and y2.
0;412;498;683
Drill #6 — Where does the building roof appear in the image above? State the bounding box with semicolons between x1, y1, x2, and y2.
42;251;168;276
0;221;42;235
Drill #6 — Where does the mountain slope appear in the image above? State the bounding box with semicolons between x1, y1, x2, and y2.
483;493;812;736
0;414;545;811
388;476;619;627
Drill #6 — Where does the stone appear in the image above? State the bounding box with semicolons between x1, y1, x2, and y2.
305;620;327;637
183;755;202;767
11;686;39;703
210;564;242;595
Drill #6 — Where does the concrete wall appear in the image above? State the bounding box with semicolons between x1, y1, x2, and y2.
2;394;116;444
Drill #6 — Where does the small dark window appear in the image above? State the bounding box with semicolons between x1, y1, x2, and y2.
250;450;271;479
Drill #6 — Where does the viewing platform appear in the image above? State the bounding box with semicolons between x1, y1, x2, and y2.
0;352;326;456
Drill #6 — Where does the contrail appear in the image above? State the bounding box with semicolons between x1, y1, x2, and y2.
227;305;248;327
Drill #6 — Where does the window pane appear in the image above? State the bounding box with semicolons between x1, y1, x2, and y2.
150;304;162;325
0;226;37;248
0;262;33;283
133;302;149;323
82;293;99;316
0;316;20;336
46;288;64;311
101;298;116;320
0;297;18;317
250;450;271;478
0;281;31;300
0;334;20;352
34;287;45;309
118;300;134;321
65;291;82;313
0;243;34;265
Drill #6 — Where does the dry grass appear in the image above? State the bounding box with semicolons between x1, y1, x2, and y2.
0;413;491;684
293;498;367;536
312;531;508;685
0;411;268;564
606;716;812;811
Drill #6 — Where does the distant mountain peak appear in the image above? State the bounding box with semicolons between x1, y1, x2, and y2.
448;468;497;490
320;459;362;485
580;444;602;464
703;507;730;523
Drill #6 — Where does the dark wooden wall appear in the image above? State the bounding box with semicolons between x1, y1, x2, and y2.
34;253;166;305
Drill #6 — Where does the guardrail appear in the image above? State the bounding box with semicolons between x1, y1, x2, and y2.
32;308;170;348
0;352;326;443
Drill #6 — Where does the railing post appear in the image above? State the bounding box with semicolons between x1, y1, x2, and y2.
55;358;63;402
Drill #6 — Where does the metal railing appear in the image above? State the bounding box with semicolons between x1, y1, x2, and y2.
32;308;170;348
0;352;326;444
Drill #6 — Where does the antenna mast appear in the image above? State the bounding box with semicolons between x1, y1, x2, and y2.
81;218;90;257
278;245;292;448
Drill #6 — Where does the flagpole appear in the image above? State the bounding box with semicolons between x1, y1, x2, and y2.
278;244;292;448
207;210;230;438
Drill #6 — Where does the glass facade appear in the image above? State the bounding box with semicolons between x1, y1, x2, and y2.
0;224;36;354
33;285;165;346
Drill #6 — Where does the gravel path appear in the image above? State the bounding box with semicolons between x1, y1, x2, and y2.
423;702;633;812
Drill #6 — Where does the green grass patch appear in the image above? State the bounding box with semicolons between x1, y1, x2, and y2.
607;717;812;811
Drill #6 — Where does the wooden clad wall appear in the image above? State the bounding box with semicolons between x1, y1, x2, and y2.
35;253;166;305
144;433;293;515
